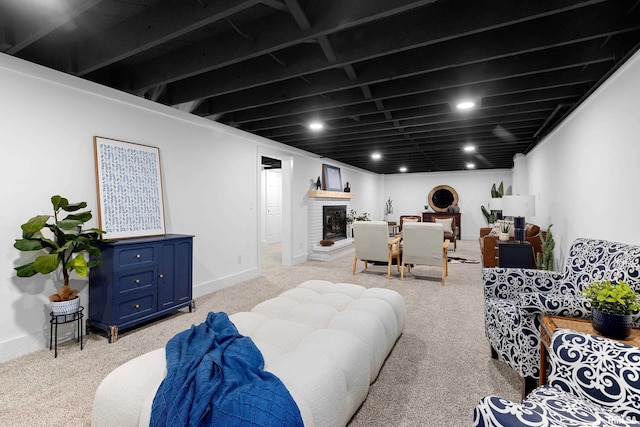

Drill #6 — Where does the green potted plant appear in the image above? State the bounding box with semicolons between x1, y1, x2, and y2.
346;209;370;238
481;181;504;224
14;195;107;315
384;197;393;221
582;280;640;339
536;224;555;270
499;221;511;242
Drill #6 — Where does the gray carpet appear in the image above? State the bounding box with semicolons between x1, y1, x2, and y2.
0;240;521;426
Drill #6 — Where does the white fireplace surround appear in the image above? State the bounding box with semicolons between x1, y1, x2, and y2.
308;197;354;261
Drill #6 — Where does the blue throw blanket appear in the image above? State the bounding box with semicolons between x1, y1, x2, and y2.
151;312;303;427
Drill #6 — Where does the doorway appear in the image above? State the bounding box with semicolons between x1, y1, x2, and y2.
261;156;282;268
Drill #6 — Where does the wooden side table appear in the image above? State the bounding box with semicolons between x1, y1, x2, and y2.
387;221;398;237
539;315;640;385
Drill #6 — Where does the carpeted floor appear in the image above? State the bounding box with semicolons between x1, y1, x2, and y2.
0;239;521;426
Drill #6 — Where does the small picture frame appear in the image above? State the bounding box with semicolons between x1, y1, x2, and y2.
322;164;342;191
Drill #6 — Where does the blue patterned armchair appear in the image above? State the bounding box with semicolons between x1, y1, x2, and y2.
473;329;640;426
483;238;640;388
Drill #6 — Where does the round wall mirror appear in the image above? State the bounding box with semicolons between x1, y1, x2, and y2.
428;185;459;212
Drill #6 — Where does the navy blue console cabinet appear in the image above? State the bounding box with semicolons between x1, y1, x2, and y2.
88;234;194;342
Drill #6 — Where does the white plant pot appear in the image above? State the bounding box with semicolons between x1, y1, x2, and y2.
498;232;510;242
51;297;80;316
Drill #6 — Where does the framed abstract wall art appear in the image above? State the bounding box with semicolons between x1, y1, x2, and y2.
322;164;342;191
93;136;166;239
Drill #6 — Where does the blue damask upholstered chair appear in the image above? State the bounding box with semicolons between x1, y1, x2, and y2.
473;329;640;426
483;238;640;391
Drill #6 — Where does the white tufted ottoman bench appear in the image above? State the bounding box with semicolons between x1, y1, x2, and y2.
92;280;406;427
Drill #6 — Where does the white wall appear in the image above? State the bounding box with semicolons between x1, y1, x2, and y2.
0;53;387;361
518;49;640;265
0;55;263;360
383;169;513;240
4;46;639;362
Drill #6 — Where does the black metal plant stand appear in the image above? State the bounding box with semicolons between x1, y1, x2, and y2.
49;306;84;358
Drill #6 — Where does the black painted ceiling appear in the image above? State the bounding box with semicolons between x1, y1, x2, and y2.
3;0;639;173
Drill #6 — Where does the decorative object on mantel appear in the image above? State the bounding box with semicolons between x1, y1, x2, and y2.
319;239;335;247
94;136;166;239
322;163;342;191
583;280;640;339
315;177;321;190
13;195;108;315
343;182;350;192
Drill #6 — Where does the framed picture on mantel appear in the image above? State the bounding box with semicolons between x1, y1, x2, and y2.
322;164;342;191
93;136;166;239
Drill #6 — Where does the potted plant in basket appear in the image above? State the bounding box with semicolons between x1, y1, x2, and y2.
14;195;108;315
582;280;640;339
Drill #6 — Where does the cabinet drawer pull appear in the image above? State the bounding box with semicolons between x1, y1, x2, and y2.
134;304;140;309
135;279;140;284
135;254;141;259
159;274;164;278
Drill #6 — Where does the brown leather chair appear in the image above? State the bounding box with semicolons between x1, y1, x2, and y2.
399;215;422;232
428;215;457;251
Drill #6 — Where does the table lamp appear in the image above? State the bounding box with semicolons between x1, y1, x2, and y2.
502;195;535;243
489;197;503;220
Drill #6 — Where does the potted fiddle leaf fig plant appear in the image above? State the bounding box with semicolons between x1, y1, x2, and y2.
14;195;107;315
582;280;640;339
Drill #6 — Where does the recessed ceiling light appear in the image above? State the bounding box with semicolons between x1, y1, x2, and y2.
371;152;382;160
463;145;476;152
466;163;476;169
456;101;476;110
309;122;324;131
399;166;407;172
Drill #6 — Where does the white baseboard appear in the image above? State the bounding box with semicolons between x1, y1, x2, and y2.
0;325;77;363
193;267;260;299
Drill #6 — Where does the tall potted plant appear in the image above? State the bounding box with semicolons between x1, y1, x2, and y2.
384;197;393;221
481;181;504;224
582;280;640;339
14;195;107;315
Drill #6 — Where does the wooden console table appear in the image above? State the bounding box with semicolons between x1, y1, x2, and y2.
539;315;640;386
422;212;461;239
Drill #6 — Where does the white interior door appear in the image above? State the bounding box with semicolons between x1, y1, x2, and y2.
265;169;282;244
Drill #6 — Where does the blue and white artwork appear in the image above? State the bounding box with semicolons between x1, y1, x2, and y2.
94;137;166;239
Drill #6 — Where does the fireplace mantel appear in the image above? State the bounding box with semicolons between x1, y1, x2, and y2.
308;190;353;199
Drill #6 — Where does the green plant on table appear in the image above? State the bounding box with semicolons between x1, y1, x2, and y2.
385;197;393;215
14;195;108;302
582;280;640;315
500;222;511;233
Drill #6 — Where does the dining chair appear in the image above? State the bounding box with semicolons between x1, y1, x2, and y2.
352;221;401;279
400;222;448;285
